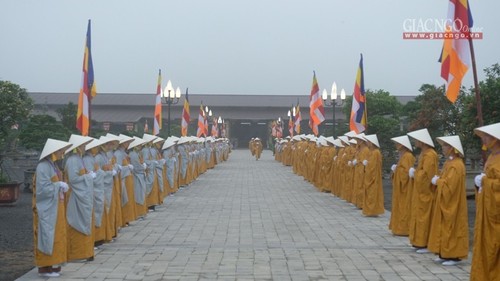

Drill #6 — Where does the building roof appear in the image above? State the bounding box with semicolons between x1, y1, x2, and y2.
29;92;416;123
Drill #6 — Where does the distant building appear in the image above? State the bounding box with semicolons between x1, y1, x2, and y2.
29;92;416;148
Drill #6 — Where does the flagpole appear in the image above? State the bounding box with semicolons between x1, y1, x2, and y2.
468;38;487;164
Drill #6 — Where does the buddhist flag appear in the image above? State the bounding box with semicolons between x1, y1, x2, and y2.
204;113;209;137
271;121;277;137
294;100;301;134
196;104;205;137
309;72;325;136
288;107;294;137
211;117;218;137
439;0;473;103
153;69;162;135
144;119;149;133
76;20;96;136
181;89;190;136
350;54;367;133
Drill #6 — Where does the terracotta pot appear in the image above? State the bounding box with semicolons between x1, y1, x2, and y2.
0;182;21;204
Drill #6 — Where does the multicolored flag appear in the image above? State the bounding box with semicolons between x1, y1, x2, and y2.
276;122;283;138
204;112;209;137
309;72;325;136
439;0;473;103
271;121;277;137
76;20;96;136
181;89;190;136
153;69;162;135
294;100;301;134
288;107;294;137
196;104;205;137
211;117;218;137
350;54;367;133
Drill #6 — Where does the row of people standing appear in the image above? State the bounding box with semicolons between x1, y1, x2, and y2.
275;132;385;217
274;122;499;280
33;134;230;277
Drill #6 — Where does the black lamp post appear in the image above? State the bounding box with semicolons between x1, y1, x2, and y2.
322;82;346;138
161;80;181;136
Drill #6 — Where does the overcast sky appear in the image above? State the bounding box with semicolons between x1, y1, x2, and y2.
1;0;498;96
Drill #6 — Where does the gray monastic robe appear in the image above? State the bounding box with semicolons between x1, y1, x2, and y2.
65;153;94;235
83;153;105;227
35;160;61;255
114;148;130;205
129;149;146;205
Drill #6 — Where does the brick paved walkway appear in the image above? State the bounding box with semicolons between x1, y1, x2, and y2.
17;149;471;281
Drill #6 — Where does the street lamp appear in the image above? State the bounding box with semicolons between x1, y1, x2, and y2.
322;82;346;137
217;116;223;138
162;80;181;136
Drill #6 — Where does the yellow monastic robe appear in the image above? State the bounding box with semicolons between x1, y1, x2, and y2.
389;151;415;236
342;146;356;202
253;141;263;160
33;171;67;267
120;157;137;225
408;148;438;248
353;146;370;208
331;148;343;197
362;148;385;216
316;146;334;192
427;157;469;259
470;152;500;281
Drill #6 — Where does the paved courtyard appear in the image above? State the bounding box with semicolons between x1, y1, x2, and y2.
17;149;471;281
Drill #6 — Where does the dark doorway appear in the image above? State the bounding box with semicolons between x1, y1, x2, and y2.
231;120;269;148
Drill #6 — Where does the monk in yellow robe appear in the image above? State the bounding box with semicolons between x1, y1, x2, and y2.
33;139;72;277
253;138;263;160
427;136;468;266
471;123;500;280
361;134;384;216
388;136;415;236
352;135;369;208
407;129;438;253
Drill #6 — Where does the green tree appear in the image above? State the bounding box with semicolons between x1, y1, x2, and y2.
56;102;78;133
0;81;33;152
343;89;403;171
19;115;71;151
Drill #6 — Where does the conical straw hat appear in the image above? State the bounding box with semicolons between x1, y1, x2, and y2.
153;137;165;144
338;136;350;145
437;135;464;157
407;128;434;147
349;139;358;145
66;134;93;153
142;133;158;143
391;135;413;151
364;134;380;148
162;139;176;150
353;133;366;141
128;137;147;150
99;136;116;145
85;138;103;151
118;134;134;144
332;139;344;148
474;122;500;140
344;130;357;137
40;139;72;160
